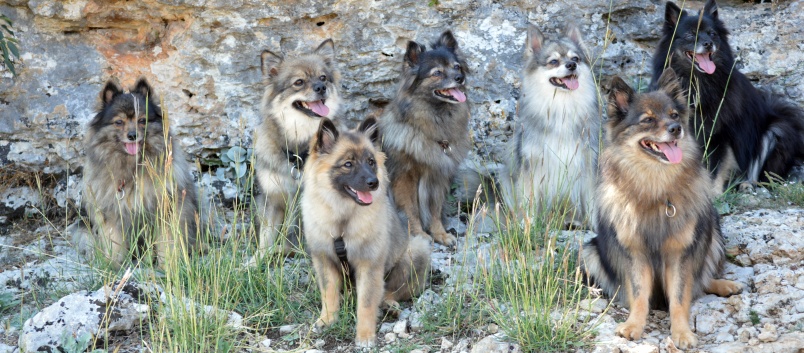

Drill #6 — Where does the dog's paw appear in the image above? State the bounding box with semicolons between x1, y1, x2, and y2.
615;321;644;341
314;313;337;330
671;328;698;349
354;334;376;349
432;231;457;247
382;299;402;318
738;181;755;193
706;279;743;297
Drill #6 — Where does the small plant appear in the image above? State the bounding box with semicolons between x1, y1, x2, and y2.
216;146;253;195
59;331;107;353
761;172;804;206
749;310;760;326
0;291;19;316
0;13;20;76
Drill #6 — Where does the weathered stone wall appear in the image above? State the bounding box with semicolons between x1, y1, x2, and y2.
1;0;802;173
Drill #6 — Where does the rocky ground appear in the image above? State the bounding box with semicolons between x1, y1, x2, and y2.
1;201;802;353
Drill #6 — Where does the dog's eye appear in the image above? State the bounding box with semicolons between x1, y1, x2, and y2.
641;117;655;124
571;56;580;62
432;70;443;77
138;118;146;124
319;75;327;81
453;64;461;71
549;59;559;65
114;120;124;126
670;112;680;120
344;161;353;168
294;79;304;86
368;158;375;166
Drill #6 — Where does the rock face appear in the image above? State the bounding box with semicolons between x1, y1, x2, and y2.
1;0;803;177
18;282;150;353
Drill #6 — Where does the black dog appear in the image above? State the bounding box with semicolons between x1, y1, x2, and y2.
651;0;804;190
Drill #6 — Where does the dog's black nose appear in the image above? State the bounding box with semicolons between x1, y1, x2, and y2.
455;74;464;84
313;82;327;93
565;62;577;71
667;123;682;137
703;41;713;49
366;177;379;190
127;131;137;141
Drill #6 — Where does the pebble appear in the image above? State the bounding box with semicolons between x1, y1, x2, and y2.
279;324;298;334
757;323;779;342
441;337;454;350
260;338;272;348
392;319;407;334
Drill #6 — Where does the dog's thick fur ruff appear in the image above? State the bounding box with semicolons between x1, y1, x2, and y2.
502;24;600;229
651;0;804;190
302;117;430;347
583;69;742;349
82;78;198;266
379;30;471;246
252;39;341;259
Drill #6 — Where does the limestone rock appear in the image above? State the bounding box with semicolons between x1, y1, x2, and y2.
470;334;521;353
18;282;150;353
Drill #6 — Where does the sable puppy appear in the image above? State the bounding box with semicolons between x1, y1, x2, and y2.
501;24;600;229
302;117;430;347
83;78;199;266
651;0;804;190
379;30;471;246
583;69;743;349
252;39;341;260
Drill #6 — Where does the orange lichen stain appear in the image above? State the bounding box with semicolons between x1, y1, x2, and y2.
79;1;191;84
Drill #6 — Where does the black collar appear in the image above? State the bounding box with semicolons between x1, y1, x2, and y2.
334;237;348;265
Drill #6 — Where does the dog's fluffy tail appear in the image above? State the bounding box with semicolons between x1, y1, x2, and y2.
756;93;804;182
580;239;617;298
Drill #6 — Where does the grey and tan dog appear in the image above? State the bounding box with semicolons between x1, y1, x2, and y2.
302;117;430;347
582;69;743;349
379;30;471;246
252;39;341;260
501;24;600;229
82;78;199;266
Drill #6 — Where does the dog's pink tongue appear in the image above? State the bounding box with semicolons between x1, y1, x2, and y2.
658;142;683;164
695;54;716;74
308;100;330;117
448;88;466;102
125;142;139;155
356;190;373;204
562;76;580;90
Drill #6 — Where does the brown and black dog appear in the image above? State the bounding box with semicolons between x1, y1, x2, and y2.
301;117;430;347
582;69;742;348
379;30;471;247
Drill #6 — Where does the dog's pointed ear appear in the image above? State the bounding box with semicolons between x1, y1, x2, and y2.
525;24;544;59
357;117;381;146
261;49;283;79
703;0;718;18
404;41;425;68
315;39;336;66
665;1;683;30
657;68;686;104
315;118;339;154
607;76;634;121
436;30;459;52
132;78;154;99
565;24;587;55
100;79;123;106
